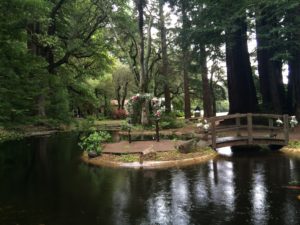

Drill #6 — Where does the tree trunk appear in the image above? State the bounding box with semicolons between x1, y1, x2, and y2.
121;82;129;109
268;60;285;113
137;0;146;94
159;0;171;113
136;0;150;125
286;4;300;118
181;1;191;119
288;55;300;118
209;71;216;115
27;22;47;117
226;17;258;114
116;85;121;110
104;95;108;117
256;9;285;113
200;45;213;117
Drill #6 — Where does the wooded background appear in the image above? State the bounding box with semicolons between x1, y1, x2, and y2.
0;0;299;125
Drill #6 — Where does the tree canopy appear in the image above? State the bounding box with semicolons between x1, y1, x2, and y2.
1;0;300;126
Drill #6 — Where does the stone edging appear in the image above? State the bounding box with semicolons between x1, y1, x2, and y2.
280;147;300;154
81;152;217;170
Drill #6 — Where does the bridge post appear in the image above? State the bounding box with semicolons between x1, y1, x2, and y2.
235;114;241;136
283;114;289;145
211;119;216;149
247;113;253;144
268;118;274;137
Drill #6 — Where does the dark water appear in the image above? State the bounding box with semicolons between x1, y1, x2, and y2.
0;133;300;225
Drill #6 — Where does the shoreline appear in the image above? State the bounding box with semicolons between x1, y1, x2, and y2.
280;147;300;154
81;151;217;170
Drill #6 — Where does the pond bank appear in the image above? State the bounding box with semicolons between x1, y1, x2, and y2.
81;150;217;170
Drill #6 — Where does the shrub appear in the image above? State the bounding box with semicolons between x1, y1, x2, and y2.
78;131;111;154
0;129;24;143
288;141;300;149
159;112;185;129
112;109;127;119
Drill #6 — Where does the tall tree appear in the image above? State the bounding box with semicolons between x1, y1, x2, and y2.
226;16;258;113
286;2;300;118
159;0;171;113
199;45;214;117
255;3;286;113
181;1;191;118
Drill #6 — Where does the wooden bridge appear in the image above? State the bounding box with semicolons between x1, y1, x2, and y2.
205;113;290;149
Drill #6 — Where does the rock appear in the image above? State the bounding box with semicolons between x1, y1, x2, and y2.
140;146;156;163
197;140;209;148
176;139;197;153
88;151;99;158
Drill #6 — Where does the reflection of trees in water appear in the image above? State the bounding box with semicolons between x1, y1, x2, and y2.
1;136;300;225
103;155;300;225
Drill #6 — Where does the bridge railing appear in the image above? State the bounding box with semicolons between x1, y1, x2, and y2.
206;113;290;149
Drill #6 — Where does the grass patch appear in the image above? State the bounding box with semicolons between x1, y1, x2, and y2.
155;147;214;161
288;141;300;149
118;154;140;163
99;147;215;163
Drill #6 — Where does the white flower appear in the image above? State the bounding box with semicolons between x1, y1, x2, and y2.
276;118;283;126
203;123;210;131
196;123;203;128
290;116;298;127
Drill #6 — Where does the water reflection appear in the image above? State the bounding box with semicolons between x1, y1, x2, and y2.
251;165;268;225
146;191;170;225
1;135;300;225
170;171;191;225
217;147;233;156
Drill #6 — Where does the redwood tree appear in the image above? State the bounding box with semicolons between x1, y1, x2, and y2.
159;0;171;113
226;17;258;113
255;4;286;113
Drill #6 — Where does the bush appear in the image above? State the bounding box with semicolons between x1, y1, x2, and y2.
0;129;24;143
175;110;185;118
78;131;111;154
159;112;185;129
112;109;127;119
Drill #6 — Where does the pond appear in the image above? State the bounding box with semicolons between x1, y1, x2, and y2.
0;133;299;225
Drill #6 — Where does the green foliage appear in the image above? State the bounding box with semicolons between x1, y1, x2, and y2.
0;0;116;126
288;141;300;149
79;131;111;154
120;121;132;131
159;112;185;129
0;129;24;143
1;0;300;128
47;76;71;122
216;100;229;113
288;180;300;185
